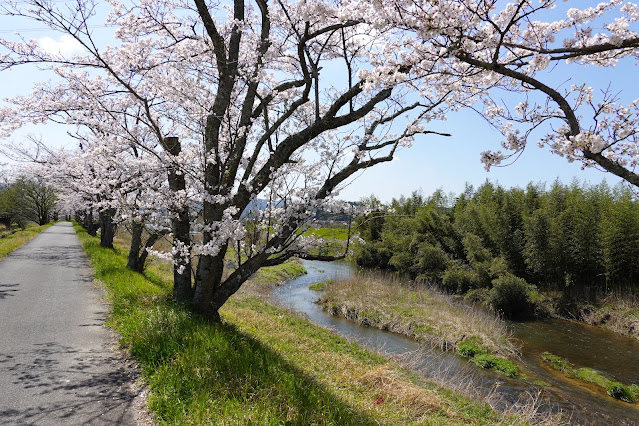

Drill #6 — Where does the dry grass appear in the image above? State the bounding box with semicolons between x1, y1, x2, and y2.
580;292;639;339
319;272;518;357
396;349;569;425
357;365;443;421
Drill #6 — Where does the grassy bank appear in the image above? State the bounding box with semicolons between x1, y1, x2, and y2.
0;222;56;259
74;224;520;425
318;272;517;359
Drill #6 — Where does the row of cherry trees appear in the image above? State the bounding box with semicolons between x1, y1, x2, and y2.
1;0;638;319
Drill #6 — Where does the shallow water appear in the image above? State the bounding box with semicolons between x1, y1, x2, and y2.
270;260;639;424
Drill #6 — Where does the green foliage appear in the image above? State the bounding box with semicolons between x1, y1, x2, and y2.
354;242;392;270
442;263;479;293
456;338;488;358
472;354;519;378
607;382;637;403
0;177;57;227
540;352;574;373
574;367;611;388
308;280;332;291
464;288;491;305
354;181;639;315
488;275;537;320
255;259;306;284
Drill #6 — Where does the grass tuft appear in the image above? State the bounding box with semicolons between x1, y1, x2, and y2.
309;280;333;291
607;382;637;403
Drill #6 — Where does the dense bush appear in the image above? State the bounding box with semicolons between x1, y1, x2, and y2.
441;264;479;293
488;275;537;320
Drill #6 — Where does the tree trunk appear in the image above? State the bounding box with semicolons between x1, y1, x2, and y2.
99;208;117;248
193;250;227;318
84;210;98;236
127;221;144;271
127;221;162;273
165;136;193;302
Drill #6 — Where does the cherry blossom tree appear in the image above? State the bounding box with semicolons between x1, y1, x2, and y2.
352;0;639;187
0;0;449;319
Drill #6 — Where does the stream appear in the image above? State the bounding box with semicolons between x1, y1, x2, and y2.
270;260;639;425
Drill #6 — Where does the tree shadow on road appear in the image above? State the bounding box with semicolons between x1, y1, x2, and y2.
0;341;139;425
0;283;19;300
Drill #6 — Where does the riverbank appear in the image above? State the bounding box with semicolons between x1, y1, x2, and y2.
75;225;524;424
575;293;639;340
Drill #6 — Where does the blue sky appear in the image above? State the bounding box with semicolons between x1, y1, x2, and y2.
1;1;637;202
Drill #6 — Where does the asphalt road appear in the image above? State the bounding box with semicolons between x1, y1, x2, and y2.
0;222;139;425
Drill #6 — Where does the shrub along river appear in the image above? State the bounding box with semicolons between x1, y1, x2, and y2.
270;260;639;425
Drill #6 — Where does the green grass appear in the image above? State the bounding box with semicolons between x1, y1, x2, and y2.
303;226;350;240
455;338;519;378
540;352;573;373
0;222;56;259
456;338;488;358
471;354;519;378
309;280;334;291
302;227;350;258
540;351;638;403
73;223;509;425
607;382;637;403
254;259;307;284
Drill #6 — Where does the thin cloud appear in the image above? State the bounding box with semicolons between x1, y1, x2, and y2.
38;35;83;56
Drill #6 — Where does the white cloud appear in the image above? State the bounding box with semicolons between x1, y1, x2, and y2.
38;35;83;56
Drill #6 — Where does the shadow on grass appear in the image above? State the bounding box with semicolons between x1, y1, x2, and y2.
123;301;378;425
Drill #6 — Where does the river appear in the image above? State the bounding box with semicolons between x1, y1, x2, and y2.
270;260;639;425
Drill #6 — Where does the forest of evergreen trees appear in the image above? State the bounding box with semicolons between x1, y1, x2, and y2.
355;181;639;318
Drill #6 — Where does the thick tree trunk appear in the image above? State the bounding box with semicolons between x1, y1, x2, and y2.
99;208;117;248
165;137;193;302
193;250;227;318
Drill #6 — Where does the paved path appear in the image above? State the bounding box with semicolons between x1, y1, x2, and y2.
0;222;138;425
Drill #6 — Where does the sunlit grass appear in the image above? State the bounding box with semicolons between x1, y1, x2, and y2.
74;223;510;425
304;226;350;240
0;222;56;259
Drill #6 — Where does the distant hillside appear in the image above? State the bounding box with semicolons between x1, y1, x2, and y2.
241;199;356;223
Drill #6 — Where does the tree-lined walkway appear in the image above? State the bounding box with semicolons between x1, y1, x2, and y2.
0;222;138;425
